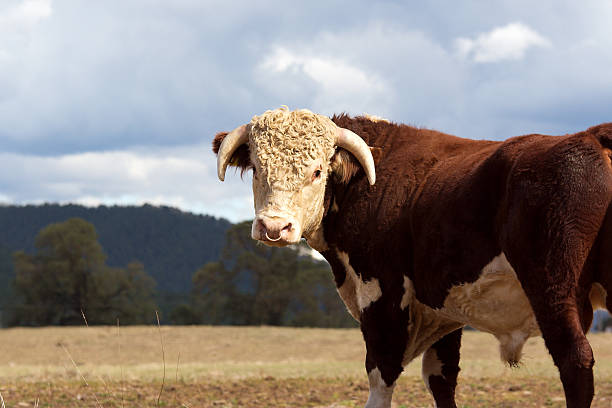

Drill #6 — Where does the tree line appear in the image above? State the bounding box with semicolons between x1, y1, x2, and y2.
0;204;231;294
3;217;355;328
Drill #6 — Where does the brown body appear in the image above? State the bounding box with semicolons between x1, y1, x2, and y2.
214;110;612;408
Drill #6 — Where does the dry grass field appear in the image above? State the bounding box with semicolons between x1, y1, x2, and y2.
1;326;612;407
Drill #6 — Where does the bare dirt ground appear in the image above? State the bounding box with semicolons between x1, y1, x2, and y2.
5;376;612;407
1;326;612;407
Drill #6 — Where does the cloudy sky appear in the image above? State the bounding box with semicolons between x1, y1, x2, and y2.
1;0;611;222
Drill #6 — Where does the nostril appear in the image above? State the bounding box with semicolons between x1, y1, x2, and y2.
283;223;292;232
257;219;267;234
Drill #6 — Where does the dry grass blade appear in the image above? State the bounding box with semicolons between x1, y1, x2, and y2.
173;352;181;407
156;310;166;406
81;310;117;400
0;390;6;408
175;352;181;383
61;344;103;408
80;309;89;327
117;318;125;408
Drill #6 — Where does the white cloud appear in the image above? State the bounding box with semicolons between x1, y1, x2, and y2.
455;22;551;63
258;45;391;116
0;144;254;222
0;0;53;108
17;0;52;21
254;23;473;135
0;0;52;27
262;47;387;96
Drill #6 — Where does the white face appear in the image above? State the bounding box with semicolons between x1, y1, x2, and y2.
216;109;375;249
250;156;329;247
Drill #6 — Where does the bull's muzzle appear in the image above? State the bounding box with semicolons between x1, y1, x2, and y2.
252;215;300;246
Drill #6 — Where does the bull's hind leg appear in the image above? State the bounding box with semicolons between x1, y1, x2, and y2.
422;328;462;408
505;231;597;407
505;230;598;407
521;279;594;408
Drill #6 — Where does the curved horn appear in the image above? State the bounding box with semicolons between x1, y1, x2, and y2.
217;124;249;181
336;127;376;185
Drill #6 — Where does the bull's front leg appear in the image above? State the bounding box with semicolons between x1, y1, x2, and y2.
327;250;411;407
422;328;463;408
361;293;411;408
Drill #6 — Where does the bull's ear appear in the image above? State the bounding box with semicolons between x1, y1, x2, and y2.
212;131;252;177
330;149;359;185
330;147;381;185
212;131;228;155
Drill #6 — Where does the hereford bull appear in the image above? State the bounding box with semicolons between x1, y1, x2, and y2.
213;107;612;408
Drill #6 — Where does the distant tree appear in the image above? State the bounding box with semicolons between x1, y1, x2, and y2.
0;246;15;326
285;259;359;328
169;303;200;325
10;218;157;326
191;221;356;327
87;262;157;325
192;260;241;324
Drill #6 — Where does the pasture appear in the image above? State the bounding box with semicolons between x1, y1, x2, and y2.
1;326;612;407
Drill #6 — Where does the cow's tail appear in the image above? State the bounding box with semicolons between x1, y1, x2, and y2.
591;124;612;314
592;205;612;313
585;124;612;315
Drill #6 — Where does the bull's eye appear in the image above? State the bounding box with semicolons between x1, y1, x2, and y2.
312;168;322;182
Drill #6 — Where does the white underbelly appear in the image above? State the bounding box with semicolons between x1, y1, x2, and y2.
436;253;540;364
426;252;609;365
437;253;538;335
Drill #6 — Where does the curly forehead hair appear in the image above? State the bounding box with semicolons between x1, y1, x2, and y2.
249;107;337;188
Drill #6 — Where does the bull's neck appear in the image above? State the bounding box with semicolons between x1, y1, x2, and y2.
302;180;334;253
314;177;375;254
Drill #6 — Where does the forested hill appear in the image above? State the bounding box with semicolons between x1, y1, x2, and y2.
0;204;232;293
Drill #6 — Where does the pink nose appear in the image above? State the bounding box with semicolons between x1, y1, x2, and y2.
256;217;293;241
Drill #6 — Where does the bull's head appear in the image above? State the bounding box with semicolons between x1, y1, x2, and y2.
214;107;375;248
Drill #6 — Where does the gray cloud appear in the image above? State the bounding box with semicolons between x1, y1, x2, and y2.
1;0;611;220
